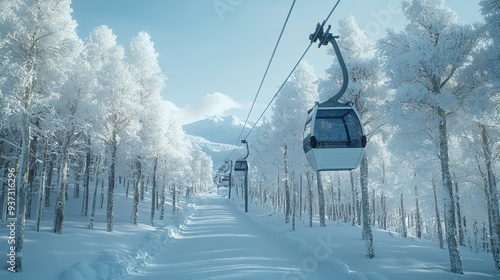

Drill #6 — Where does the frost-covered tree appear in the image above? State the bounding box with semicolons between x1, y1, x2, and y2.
248;119;279;209
127;31;166;226
479;0;500;85
271;61;317;223
379;0;481;274
0;0;80;270
467;0;500;270
51;41;94;235
86;26;142;232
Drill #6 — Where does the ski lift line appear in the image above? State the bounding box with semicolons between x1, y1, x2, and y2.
228;0;297;159
238;0;297;136
223;0;342;163
323;0;341;28
241;0;342;141
243;43;313;140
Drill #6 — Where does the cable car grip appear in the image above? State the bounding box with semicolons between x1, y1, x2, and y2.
309;22;348;104
241;140;249;160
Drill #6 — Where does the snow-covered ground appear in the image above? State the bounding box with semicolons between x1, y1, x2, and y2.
1;185;498;280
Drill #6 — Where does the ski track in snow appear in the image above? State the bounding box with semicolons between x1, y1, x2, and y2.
128;193;380;280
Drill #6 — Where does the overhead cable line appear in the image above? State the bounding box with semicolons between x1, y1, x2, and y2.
242;0;342;140
224;0;342;163
227;0;297;159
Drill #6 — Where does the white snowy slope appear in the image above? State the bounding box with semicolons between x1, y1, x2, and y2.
132;193;357;280
0;185;498;280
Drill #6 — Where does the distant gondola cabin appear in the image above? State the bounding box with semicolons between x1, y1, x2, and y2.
234;158;248;176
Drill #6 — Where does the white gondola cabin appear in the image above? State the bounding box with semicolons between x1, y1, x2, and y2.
234;158;248;177
221;174;230;187
303;23;368;171
303;101;366;171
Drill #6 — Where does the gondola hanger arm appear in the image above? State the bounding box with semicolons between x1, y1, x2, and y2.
310;23;349;104
241;140;249;160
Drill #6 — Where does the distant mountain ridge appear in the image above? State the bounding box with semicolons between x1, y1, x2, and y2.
183;115;253;168
183;115;253;145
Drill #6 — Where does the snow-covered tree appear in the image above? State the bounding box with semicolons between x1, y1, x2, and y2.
86;25;142;232
127;31;166;226
379;0;481;273
270;61;317;224
0;0;80;270
466;0;500;270
51;40;92;235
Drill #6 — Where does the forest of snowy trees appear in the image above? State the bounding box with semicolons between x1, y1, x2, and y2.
227;0;499;275
0;0;214;272
0;0;498;276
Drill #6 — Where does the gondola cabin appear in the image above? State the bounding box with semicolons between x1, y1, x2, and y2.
221;174;230;187
234;158;248;177
303;102;366;171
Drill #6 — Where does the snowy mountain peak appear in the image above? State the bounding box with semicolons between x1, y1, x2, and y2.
183;115;253;165
208;115;225;123
183;115;253;145
229;115;251;128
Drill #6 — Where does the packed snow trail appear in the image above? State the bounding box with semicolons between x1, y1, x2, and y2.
134;193;351;280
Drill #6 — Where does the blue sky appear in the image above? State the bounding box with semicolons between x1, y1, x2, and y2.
71;0;482;125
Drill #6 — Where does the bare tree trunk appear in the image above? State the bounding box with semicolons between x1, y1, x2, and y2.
479;123;500;270
454;179;464;246
88;155;101;229
284;145;291;223
317;171;326;227
35;138;49;231
371;188;376;227
381;192;387;230
150;157;158;226
472;219;480;253
307;171;313;228
415;185;422;238
433;178;444;249
172;183;177;214
100;170;105;210
13;111;31;272
53;137;70;234
132;159;141;225
360;154;374;258
299;174;303;221
126;179;130;199
74;156;84;199
26;120;40;219
140;172;146;201
81;136;91;216
44;153;56;207
438;107;463;274
337;186;342;224
400;193;407;238
106;128;118;232
160;179;166;220
292;175;296;231
276;171;280;213
350;171;356;226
